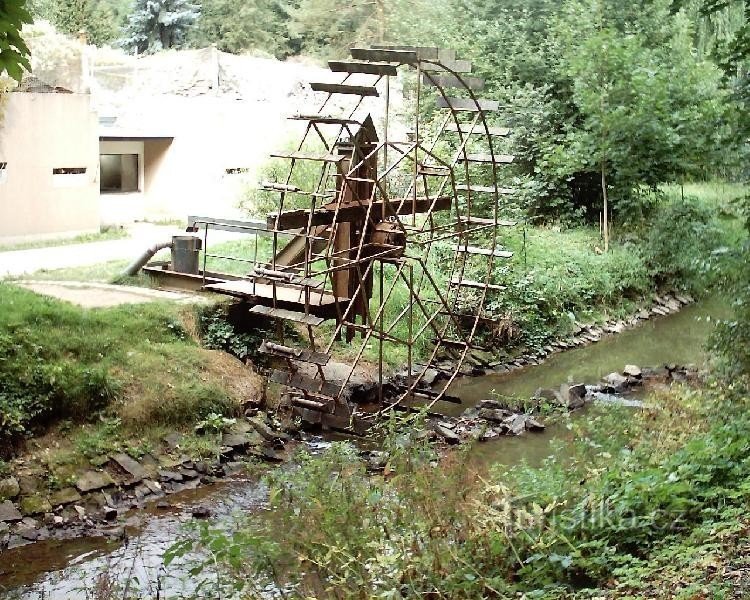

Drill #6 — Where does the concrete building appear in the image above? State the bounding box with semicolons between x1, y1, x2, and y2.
0;80;100;243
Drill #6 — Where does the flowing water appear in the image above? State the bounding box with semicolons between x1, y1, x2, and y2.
0;298;729;599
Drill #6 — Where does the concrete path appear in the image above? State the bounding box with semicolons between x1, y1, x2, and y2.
0;223;182;278
16;280;206;308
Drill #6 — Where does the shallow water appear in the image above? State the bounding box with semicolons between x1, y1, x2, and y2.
0;298;729;598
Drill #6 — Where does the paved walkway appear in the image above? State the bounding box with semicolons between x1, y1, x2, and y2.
16;280;207;308
0;223;183;278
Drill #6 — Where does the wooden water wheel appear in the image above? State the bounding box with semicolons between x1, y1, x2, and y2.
204;45;519;432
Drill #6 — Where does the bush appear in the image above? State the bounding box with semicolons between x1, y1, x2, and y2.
640;196;727;291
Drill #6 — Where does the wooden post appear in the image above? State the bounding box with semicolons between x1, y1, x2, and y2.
601;162;609;253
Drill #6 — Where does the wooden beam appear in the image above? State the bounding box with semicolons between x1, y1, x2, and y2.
268;196;452;230
423;73;484;90
350;48;417;63
436;97;499;112
445;123;510;136
310;82;379;97
329;60;398;76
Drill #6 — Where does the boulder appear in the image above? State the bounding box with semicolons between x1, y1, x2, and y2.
504;414;527;436
158;469;183;482
162;432;184;451
221;433;253;449
560;383;587;409
111;454;148;483
0;500;22;522
623;364;642;378
604;372;629;392
191;505;211;519
103;506;118;521
49;487;82;507
0;477;20;500
17;475;41;496
76;471;115;493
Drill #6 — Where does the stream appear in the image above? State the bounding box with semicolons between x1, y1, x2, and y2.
0;297;729;599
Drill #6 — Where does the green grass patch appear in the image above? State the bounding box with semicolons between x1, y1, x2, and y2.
0;226;129;252
0;283;259;456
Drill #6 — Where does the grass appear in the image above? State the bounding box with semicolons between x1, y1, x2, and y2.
0;226;129;252
0;282;261;456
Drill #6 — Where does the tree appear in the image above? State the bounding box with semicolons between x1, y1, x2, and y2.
0;0;32;80
121;0;199;54
189;0;295;57
31;0;119;46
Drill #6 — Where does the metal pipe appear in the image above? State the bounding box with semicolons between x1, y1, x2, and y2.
122;241;173;277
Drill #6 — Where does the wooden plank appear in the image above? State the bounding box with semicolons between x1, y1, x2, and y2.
436;97;499;112
310;82;379;97
258;341;331;366
249;305;324;326
422;59;472;73
454;245;514;258
350;48;417;63
270;151;344;163
417;164;450;176
269;369;342;398
456;184;515;195
204;280;343;306
450;277;505;291
458;215;517;227
422;73;484;90
291;397;333;412
459;153;515;164
371;45;456;62
445;123;510;136
290;114;361;125
268;196;451;230
329;60;398;76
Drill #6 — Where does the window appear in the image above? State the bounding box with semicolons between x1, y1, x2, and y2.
53;167;86;175
100;154;139;192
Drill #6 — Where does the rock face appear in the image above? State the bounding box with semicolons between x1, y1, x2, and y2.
0;500;23;522
0;477;20;500
19;495;52;516
76;471;115;493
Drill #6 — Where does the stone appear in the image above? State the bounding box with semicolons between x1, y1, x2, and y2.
49;487;82;507
192;505;211;519
143;479;162;495
0;500;23;522
103;506;118;521
17;475;41;496
420;368;440;386
525;417;546;432
179;468;199;479
133;484;151;500
604;372;629;392
222;462;245;476
111;454;148;482
504;414;527;436
156;501;170;510
158;469;183;482
19;495;52;515
249;418;291;443
0;477;20;500
560;383;587;409
623;364;642;378
76;470;115;493
478;408;512;422
478;398;505;410
194;461;211;475
89;455;110;467
534;388;565;406
221;433;252;449
163;432;184;451
52;515;64;526
431;422;460;444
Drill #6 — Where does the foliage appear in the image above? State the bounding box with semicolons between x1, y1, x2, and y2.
121;0;199;54
29;0;119;45
0;0;32;80
710;192;750;374
188;0;294;57
196;302;271;362
168;381;750;597
640;195;729;289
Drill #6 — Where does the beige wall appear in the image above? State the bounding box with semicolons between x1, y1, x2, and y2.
0;92;99;243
